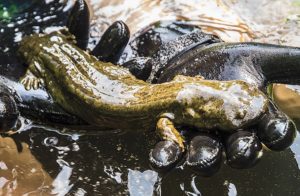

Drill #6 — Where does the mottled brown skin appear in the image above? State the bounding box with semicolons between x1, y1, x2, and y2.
18;30;268;149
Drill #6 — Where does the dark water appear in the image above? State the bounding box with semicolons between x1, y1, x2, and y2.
4;121;300;195
1;0;300;195
0;0;70;79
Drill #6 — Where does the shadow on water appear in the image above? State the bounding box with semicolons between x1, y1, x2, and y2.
1;0;300;195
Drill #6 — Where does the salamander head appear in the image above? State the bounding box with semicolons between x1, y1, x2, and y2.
175;80;268;130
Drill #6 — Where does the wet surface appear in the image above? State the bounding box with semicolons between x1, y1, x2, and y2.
2;123;300;195
1;0;300;195
0;0;74;79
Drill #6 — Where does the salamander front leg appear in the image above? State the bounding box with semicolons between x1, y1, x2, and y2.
20;60;44;90
149;117;184;171
21;70;44;90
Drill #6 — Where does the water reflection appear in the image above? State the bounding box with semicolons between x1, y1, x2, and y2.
224;181;237;196
291;136;300;168
127;169;158;196
52;161;73;195
2;111;300;195
0;135;52;195
3;123;159;195
88;0;254;46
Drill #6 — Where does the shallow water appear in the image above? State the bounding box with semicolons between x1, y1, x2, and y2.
1;0;300;195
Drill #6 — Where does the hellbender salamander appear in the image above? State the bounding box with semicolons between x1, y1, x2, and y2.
18;30;267;149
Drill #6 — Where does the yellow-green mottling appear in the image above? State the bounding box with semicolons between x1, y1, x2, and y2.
18;30;268;149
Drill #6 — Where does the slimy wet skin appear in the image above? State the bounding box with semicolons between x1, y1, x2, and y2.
18;30;268;150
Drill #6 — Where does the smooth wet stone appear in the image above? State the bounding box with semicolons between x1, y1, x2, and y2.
122;57;152;81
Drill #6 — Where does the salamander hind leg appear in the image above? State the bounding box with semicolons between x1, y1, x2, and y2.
149;117;185;171
156;117;185;150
